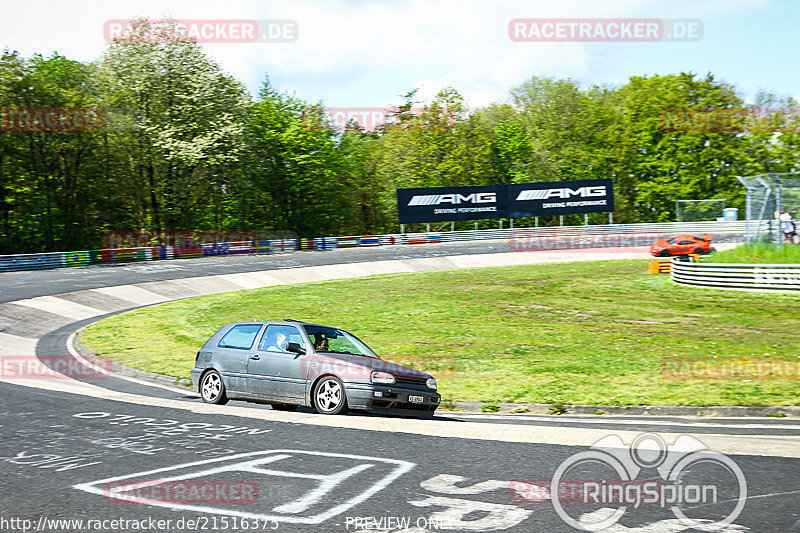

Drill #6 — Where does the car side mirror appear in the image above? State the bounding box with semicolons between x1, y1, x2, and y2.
286;342;305;355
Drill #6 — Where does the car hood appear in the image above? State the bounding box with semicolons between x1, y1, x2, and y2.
308;352;433;381
651;240;669;248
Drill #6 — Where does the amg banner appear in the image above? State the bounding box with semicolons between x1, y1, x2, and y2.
396;185;506;223
396;179;614;223
507;178;614;218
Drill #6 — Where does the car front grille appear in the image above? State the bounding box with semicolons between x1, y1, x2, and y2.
394;376;429;390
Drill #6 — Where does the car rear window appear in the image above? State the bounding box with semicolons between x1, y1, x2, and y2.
218;324;262;350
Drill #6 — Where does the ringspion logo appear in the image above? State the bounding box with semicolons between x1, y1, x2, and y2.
547;433;746;531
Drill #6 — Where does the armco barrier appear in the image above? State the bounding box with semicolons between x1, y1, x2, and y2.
0;239;297;273
670;259;800;292
1;221;752;273
358;235;380;247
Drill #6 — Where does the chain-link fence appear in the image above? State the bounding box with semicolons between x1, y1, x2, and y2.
737;173;800;244
676;199;726;221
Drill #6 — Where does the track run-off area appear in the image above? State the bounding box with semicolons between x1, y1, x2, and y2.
1;240;799;533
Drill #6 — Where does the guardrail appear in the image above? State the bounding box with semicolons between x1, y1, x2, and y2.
0;239;298;273
670;259;800;292
1;220;752;273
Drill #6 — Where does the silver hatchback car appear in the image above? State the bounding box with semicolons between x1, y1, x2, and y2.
190;320;440;416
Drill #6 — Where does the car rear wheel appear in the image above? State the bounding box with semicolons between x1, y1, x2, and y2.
200;370;229;405
314;377;348;415
270;404;297;411
693;248;704;254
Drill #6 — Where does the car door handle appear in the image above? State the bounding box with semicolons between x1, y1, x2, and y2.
250;355;260;360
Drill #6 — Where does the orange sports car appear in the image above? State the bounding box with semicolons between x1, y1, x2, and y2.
650;234;712;257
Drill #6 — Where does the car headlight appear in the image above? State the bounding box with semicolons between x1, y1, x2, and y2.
426;378;437;390
371;371;395;384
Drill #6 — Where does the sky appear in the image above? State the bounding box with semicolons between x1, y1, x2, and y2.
2;0;798;110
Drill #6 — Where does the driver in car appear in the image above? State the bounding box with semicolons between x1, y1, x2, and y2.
266;332;288;352
313;334;329;352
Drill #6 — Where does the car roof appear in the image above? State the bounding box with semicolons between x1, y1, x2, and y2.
229;320;331;328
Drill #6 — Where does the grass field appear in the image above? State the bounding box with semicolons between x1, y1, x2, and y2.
711;243;800;263
80;259;800;407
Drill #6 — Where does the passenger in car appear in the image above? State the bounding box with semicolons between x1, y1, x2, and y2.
313;335;329;352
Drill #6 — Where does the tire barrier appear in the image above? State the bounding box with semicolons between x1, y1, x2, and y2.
1;220;751;273
670;259;800;292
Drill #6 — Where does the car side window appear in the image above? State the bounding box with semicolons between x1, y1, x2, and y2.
259;325;306;352
218;324;263;350
678;240;695;245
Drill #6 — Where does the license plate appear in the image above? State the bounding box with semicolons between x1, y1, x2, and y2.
408;395;424;404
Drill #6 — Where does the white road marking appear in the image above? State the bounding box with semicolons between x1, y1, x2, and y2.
215;272;273;290
408;495;532;531
0;332;38;356
74;450;414;524
89;285;171;306
12;296;105;320
454;414;800;431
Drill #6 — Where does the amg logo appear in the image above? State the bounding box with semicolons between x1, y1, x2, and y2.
516;186;607;201
408;192;497;206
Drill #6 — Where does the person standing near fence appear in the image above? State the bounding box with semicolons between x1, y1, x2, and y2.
777;207;800;244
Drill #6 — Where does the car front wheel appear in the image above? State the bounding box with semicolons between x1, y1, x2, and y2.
200;370;229;405
659;250;671;257
314;377;348;415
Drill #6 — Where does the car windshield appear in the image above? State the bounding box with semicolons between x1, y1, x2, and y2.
303;325;378;358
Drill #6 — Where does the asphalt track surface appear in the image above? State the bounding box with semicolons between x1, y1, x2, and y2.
0;240;513;304
2;242;799;532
